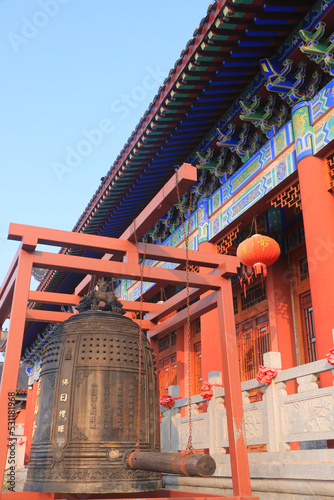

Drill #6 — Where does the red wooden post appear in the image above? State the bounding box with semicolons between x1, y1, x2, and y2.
198;242;224;383
217;277;252;497
0;249;33;488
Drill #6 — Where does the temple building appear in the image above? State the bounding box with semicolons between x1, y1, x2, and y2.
18;0;334;395
1;0;334;497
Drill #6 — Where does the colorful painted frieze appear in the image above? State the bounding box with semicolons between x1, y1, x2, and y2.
292;102;314;162
198;199;210;245
208;149;297;239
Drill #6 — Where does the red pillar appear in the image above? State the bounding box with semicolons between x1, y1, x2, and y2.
298;155;334;359
267;256;297;369
201;309;224;382
0;249;33;488
217;277;252;497
198;242;224;383
24;381;38;464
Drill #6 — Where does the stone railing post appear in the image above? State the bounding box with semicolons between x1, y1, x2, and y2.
297;374;319;393
167;385;181;453
262;352;288;452
191;402;200;415
207;371;226;455
160;407;171;453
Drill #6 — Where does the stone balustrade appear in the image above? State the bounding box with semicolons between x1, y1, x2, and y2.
160;352;334;499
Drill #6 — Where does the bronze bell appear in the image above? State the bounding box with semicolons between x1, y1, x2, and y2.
24;304;161;493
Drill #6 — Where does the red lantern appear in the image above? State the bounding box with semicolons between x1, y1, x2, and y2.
237;234;280;278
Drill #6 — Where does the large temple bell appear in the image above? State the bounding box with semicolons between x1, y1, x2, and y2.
25;284;161;493
25;280;215;493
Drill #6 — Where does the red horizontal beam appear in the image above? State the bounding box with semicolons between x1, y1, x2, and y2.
8;222;239;271
32;251;223;290
146;287;202;323
8;222;135;254
121;300;159;313
148;291;218;338
8;223;239;274
133;246;239;270
28;290;81;306
26;309;75;323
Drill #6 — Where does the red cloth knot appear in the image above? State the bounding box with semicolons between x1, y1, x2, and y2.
256;365;278;385
326;347;334;365
159;394;175;407
200;381;214;401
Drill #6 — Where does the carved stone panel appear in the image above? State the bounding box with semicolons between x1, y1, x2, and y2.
282;394;334;436
244;409;263;440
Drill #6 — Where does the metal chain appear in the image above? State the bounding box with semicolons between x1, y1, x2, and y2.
175;168;194;454
88;274;97;295
133;219;148;451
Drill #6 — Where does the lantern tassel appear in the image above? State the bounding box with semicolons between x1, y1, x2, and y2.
253;263;267;292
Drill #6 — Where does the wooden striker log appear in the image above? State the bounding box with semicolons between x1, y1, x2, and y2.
126;451;216;477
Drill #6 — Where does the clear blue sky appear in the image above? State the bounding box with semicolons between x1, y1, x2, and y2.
0;0;210;286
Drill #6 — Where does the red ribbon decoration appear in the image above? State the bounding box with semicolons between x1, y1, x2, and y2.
256;365;278;385
200;382;214;401
326;348;334;365
159;394;175;407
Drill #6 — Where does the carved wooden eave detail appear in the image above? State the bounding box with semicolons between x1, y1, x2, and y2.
239;95;288;139
260;57;322;106
300;21;334;77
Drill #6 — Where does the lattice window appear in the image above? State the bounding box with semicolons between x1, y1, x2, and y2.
299;256;309;282
233;295;238;315
158;335;170;353
192;317;201;337
271;182;302;210
241;282;266;311
171;331;177;346
159;354;177;396
216;225;240;254
236;314;270;383
301;292;317;363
